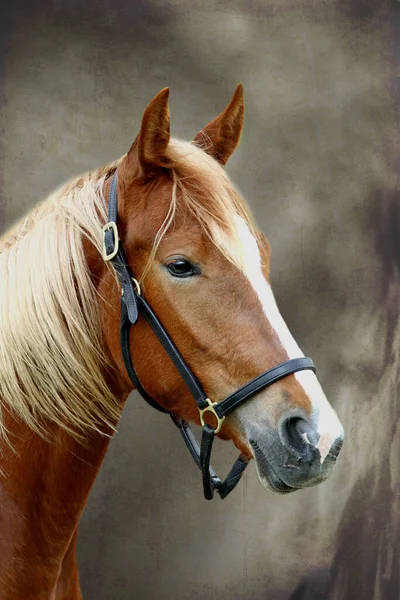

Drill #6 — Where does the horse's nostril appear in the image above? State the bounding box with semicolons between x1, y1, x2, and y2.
279;416;319;461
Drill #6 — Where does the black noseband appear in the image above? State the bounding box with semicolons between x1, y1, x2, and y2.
103;171;316;500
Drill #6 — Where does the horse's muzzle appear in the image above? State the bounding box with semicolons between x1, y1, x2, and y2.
249;413;344;493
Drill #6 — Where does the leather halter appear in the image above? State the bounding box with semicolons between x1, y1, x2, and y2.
102;171;316;500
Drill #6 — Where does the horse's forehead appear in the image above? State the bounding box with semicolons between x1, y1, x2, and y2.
125;173;271;275
125;178;173;240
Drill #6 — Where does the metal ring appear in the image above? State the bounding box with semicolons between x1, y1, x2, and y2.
121;278;141;297
199;398;225;434
131;278;141;296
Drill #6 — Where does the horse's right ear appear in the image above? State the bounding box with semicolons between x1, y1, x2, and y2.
126;88;171;177
193;84;244;165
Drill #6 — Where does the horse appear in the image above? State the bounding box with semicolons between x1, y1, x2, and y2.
0;85;344;599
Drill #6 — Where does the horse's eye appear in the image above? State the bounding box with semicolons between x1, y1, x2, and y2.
166;258;199;278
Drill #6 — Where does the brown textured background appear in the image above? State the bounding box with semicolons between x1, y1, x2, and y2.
1;1;400;599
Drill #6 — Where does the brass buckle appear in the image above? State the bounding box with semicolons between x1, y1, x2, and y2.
102;221;119;261
199;398;225;434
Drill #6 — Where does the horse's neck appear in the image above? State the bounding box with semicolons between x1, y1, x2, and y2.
0;408;122;598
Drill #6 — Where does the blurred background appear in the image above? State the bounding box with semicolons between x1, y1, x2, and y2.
1;1;400;598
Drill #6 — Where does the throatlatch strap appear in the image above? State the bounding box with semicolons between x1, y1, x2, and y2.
171;415;203;469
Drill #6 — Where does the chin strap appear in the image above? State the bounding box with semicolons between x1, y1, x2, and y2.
103;170;316;500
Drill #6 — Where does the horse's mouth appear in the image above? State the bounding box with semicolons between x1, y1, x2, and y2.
254;456;297;494
249;439;296;494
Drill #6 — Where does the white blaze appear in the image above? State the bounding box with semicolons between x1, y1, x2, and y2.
235;217;343;463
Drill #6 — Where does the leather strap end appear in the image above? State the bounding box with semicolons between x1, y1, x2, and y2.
121;280;139;325
217;454;249;499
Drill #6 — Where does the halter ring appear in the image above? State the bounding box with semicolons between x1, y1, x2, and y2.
199;399;225;434
131;278;141;296
121;277;142;297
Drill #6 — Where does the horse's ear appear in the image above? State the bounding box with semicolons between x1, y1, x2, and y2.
194;84;244;165
127;88;171;175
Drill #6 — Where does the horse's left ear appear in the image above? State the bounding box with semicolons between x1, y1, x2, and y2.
194;84;244;165
127;87;171;176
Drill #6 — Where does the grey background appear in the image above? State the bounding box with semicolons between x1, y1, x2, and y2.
1;1;400;598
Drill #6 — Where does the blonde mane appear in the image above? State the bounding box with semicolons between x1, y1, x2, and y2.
0;139;255;442
0;162;122;442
